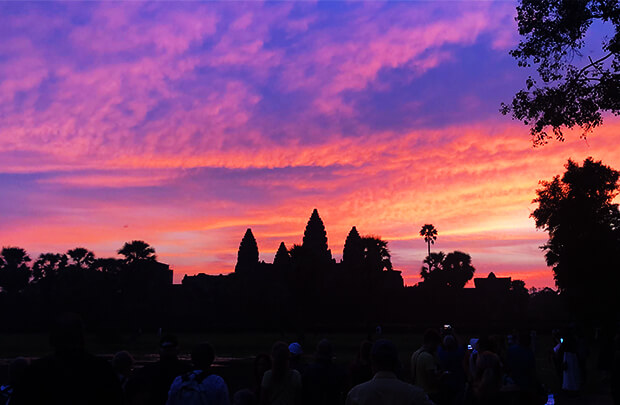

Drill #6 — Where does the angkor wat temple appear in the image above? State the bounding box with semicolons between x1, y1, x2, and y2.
0;210;558;333
184;208;404;294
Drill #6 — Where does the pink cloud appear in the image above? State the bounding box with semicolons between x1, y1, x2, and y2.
276;3;514;113
69;5;219;55
2;2;619;291
0;1;518;171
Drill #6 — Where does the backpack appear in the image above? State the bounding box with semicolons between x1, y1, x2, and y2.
167;370;211;405
411;348;430;384
0;384;13;405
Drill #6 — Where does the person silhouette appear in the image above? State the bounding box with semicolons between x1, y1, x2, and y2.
112;350;134;390
135;334;191;405
349;340;373;389
10;313;123;405
166;342;229;405
302;339;347;405
260;341;302;405
346;339;433;405
411;329;442;401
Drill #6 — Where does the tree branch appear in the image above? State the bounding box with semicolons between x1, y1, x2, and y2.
577;52;614;78
588;56;606;74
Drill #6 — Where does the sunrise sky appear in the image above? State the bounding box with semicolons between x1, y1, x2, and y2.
2;1;620;287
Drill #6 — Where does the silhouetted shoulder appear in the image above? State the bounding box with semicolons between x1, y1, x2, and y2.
261;369;302;387
11;353;122;405
346;372;434;405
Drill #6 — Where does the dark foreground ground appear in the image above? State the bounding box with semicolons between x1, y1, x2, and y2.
0;331;615;404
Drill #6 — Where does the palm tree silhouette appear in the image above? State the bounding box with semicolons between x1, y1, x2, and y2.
419;224;438;257
67;247;95;269
117;240;157;264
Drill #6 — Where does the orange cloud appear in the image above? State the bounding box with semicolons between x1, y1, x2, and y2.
2;2;619;291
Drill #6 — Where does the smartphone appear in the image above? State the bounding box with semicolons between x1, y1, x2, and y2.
560;338;564;343
467;344;473;350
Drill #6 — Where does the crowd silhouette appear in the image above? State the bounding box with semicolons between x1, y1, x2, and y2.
3;314;620;405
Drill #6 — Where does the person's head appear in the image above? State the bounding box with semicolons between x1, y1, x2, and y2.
315;339;333;363
159;334;179;362
443;334;457;351
49;312;85;357
254;352;272;383
113;351;134;376
489;335;506;352
370;339;399;373
192;342;215;370
476;336;496;354
288;342;303;362
271;341;290;376
474;351;503;399
423;328;441;351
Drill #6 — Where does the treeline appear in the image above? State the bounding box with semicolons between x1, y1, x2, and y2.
0;241;174;332
0;209;568;333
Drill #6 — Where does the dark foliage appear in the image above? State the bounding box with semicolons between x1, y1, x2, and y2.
532;157;620;320
67;248;95;269
0;247;31;294
361;236;393;273
117;240;157;264
419;224;437;257
32;253;68;283
420;251;476;290
501;0;620;145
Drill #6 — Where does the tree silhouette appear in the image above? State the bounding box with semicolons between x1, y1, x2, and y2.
235;228;259;274
302;208;332;262
273;242;292;268
289;243;307;265
531;157;620;319
92;257;124;275
117;240;157;264
420;252;446;286
510;279;528;296
0;247;32;294
32;253;68;282
419;224;438;257
420;251;475;289
442;251;476;289
342;226;364;269
67;247;95;269
361;235;393;273
501;0;620;144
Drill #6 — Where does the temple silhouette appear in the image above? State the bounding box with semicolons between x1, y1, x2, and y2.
0;209;565;333
186;208;404;295
175;209;549;332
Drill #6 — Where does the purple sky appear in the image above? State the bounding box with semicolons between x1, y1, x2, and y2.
1;1;620;287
